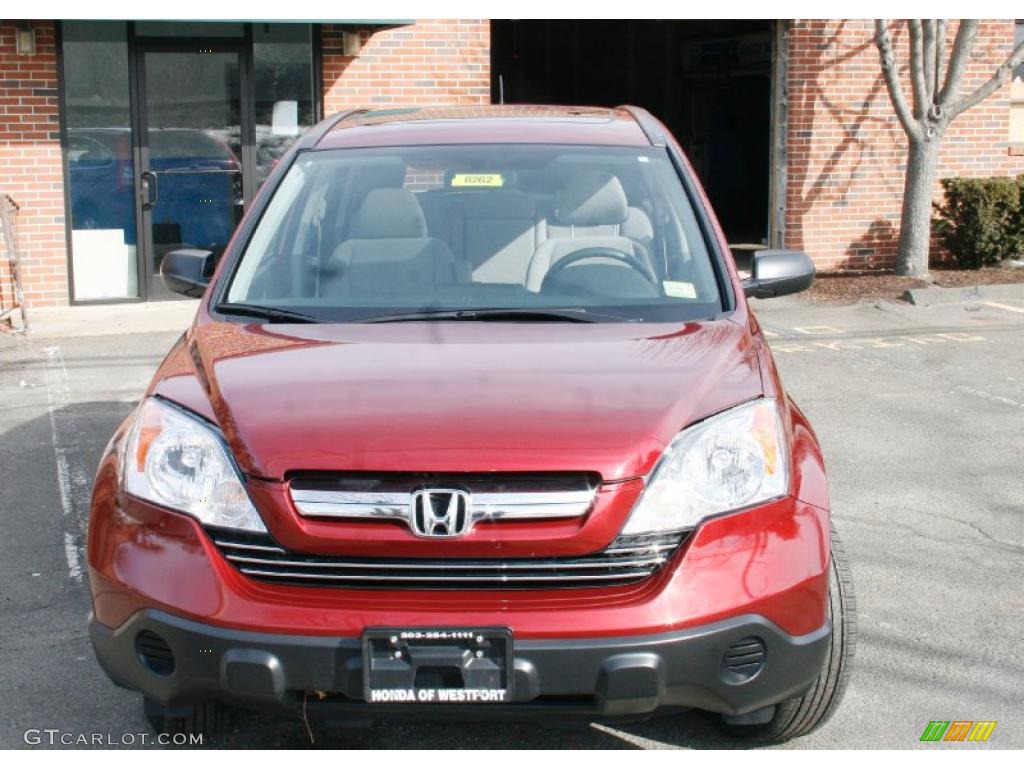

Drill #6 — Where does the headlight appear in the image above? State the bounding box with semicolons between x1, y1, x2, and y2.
622;398;788;535
121;397;267;532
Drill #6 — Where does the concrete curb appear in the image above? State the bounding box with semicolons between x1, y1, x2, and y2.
24;299;199;339
903;281;1024;306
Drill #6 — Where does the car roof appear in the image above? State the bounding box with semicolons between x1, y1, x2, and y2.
313;105;652;150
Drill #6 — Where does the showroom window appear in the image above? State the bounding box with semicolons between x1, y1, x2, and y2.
61;21;140;301
254;24;318;187
59;22;319;303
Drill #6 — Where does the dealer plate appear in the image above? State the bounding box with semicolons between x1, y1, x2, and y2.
362;627;513;704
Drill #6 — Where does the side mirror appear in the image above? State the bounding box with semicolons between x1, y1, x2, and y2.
741;249;815;299
160;249;215;298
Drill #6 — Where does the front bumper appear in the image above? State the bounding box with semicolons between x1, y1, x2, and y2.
88;493;831;640
90;608;831;721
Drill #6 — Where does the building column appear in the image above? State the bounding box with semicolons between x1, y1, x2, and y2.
321;21;491;114
0;21;67;310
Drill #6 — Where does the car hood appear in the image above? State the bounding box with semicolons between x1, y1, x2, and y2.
152;319;763;481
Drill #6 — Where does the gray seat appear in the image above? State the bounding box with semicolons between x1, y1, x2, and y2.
416;189;458;245
417;188;541;285
460;190;540;284
324;189;456;296
526;171;652;292
621;206;654;250
546;204;650;240
328;158;407;246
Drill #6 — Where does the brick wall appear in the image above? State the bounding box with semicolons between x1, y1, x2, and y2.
0;21;65;313
5;19;1023;313
321;20;490;113
785;19;1024;271
0;20;490;315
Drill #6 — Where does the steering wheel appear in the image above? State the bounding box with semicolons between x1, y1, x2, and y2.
540;246;659;293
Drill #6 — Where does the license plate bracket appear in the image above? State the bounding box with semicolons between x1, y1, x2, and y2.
362;627;513;704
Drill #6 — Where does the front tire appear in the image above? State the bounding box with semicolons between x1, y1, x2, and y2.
718;523;856;743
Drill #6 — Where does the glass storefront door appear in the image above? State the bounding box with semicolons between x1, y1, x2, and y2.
60;22;317;303
138;46;245;299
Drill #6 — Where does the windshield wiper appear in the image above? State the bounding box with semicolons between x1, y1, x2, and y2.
357;308;629;324
216;302;321;324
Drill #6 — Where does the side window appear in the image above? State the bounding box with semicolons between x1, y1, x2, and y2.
290;176;329;258
227;162;307;300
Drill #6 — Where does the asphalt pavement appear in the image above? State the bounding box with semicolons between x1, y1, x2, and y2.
1;293;1022;749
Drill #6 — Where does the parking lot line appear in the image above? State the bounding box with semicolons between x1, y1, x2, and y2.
42;345;82;583
770;330;989;354
981;301;1024;315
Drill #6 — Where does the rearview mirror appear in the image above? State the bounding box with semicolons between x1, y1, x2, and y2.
741;249;815;299
160;249;215;298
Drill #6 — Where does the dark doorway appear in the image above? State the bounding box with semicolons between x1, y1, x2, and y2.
490;20;774;246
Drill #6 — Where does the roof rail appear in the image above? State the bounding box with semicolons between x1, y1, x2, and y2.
297;108;371;151
617;105;668;147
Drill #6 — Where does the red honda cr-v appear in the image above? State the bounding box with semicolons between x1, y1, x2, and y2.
87;106;854;744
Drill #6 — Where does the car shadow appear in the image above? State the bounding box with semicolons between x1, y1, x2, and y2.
206;707;751;749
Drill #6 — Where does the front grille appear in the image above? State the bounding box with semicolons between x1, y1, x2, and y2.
288;473;600;535
209;529;686;590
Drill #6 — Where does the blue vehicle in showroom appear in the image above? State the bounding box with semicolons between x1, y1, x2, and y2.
67;127;242;258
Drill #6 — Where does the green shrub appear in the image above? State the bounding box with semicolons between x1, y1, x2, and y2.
933;175;1024;269
1016;174;1024;254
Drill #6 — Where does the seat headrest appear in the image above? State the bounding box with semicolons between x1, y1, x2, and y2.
462;189;536;220
556;171;629;227
350;188;428;239
622;206;654;241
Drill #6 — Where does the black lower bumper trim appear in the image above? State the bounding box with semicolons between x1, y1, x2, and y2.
89;610;831;720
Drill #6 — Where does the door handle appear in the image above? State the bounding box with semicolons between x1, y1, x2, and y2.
140;171;159;211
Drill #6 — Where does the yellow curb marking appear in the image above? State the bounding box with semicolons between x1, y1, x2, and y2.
814;340;860;351
773;332;988;354
932;332;987;342
903;336;949;345
981;301;1024;315
863;338;904;348
792;325;845;335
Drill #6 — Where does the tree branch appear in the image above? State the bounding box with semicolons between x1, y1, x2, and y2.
949;38;1024;117
921;20;937;104
908;20;930;118
936;19;978;106
933;19;947;100
875;20;923;141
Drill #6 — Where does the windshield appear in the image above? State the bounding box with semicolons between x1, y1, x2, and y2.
224;144;723;322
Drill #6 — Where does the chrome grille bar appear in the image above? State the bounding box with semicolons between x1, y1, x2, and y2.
471;491;595;519
212;539;286;554
221;553;668;570
289;490;408;520
237;568;655;584
290;488;596;524
209;530;686;590
603;542;680;555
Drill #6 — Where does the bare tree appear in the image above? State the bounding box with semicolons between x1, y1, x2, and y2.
874;20;1024;276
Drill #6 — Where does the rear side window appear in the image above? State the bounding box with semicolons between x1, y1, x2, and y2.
225;144;722;322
